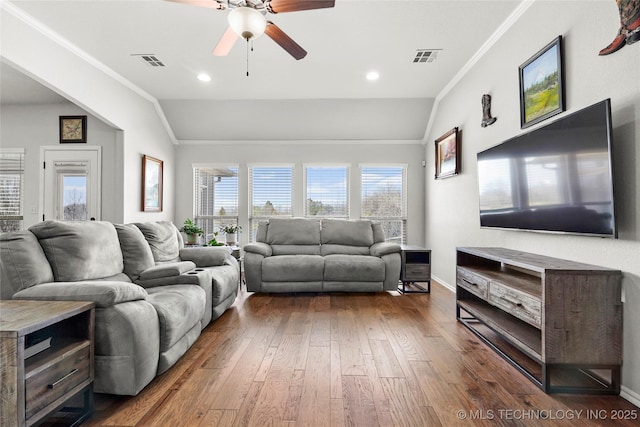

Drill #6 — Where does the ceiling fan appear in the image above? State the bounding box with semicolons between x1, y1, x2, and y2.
166;0;336;60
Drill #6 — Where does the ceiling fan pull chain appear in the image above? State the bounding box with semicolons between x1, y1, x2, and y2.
246;38;250;77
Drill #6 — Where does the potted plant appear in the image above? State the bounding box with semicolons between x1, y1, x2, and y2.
219;224;242;246
181;218;203;245
207;232;225;246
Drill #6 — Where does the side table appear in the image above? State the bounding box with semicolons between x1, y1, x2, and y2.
0;300;94;427
398;245;431;293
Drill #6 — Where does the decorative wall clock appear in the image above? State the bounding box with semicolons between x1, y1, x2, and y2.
59;115;87;143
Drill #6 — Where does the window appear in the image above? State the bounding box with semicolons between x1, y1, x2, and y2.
0;150;25;232
360;165;407;243
193;165;238;244
249;165;293;240
304;165;349;218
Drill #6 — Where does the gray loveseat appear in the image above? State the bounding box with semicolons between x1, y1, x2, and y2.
0;220;238;395
243;218;401;293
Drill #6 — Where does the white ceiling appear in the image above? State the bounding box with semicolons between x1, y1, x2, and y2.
1;0;522;141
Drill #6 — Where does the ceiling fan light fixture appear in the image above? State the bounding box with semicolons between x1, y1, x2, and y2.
228;7;266;40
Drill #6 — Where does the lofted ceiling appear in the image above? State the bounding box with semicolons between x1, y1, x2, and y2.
1;0;523;142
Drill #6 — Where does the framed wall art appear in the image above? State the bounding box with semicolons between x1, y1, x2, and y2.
434;127;460;179
519;35;565;129
141;155;163;212
59;115;87;143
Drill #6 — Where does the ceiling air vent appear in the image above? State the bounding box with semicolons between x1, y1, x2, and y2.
413;49;441;63
132;54;166;67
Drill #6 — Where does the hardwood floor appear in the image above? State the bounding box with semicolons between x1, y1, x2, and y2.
73;282;637;426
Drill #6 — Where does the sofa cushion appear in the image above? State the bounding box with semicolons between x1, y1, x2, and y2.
0;231;54;298
145;285;206;352
115;223;155;281
29;221;124;282
262;255;324;282
265;218;321;245
135;221;180;263
13;281;148;308
320;244;371;256
321;219;374;246
272;244;321;256
323;254;385;282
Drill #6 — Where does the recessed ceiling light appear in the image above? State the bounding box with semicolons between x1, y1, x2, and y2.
197;73;211;82
366;71;380;81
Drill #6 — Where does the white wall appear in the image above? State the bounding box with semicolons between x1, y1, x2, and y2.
0;103;121;226
1;3;176;223
424;1;640;402
175;142;426;247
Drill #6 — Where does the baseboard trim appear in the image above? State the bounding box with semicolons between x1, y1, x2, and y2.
620;385;640;407
432;274;455;293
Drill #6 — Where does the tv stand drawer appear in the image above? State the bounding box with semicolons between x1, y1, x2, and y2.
488;282;541;328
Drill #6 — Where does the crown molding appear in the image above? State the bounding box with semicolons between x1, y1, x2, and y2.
179;139;425;146
422;0;536;145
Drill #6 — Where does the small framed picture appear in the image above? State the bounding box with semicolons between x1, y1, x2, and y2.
434;127;460;179
519;36;565;129
59;115;87;143
141;155;163;212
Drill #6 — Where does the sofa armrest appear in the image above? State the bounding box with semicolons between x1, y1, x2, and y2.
12;281;148;308
179;246;231;267
370;242;401;257
243;242;272;257
138;261;196;281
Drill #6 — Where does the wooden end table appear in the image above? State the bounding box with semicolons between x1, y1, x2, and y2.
0;300;95;427
398;245;431;293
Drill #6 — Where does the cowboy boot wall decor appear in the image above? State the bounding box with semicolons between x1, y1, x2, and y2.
481;94;497;127
599;0;640;55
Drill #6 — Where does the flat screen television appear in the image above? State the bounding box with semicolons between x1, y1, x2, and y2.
477;99;616;238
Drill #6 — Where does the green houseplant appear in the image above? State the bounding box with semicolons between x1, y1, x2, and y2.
207;232;225;247
181;218;203;245
219;224;242;246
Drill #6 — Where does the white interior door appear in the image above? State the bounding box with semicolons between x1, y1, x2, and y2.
41;146;102;221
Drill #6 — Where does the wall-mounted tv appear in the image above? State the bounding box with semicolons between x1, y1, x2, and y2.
477;99;616;238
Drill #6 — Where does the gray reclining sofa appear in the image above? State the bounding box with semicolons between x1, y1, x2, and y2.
243;218;401;293
0;220;238;395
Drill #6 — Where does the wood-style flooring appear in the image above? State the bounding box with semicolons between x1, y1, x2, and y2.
71;281;638;426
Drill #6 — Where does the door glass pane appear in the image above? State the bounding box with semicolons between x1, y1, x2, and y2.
62;175;87;220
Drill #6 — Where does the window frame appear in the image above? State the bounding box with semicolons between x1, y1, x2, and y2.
359;163;408;244
192;163;239;244
303;163;351;219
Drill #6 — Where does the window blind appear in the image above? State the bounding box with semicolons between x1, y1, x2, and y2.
0;150;25;232
249;165;293;241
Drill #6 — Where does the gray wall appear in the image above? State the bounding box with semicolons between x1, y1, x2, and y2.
175;142;426;248
2;7;177;224
1;103;121;226
424;1;640;402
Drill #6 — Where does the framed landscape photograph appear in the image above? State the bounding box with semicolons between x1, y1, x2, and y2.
434;127;460;179
141;155;163;212
519;35;564;128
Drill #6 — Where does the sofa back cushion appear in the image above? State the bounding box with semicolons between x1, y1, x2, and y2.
265;218;321;245
321;219;374;246
134;221;181;264
115;224;155;280
29;220;124;282
0;231;55;298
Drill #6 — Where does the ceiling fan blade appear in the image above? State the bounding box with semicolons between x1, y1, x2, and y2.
266;0;335;14
213;27;239;56
164;0;225;10
265;21;307;60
